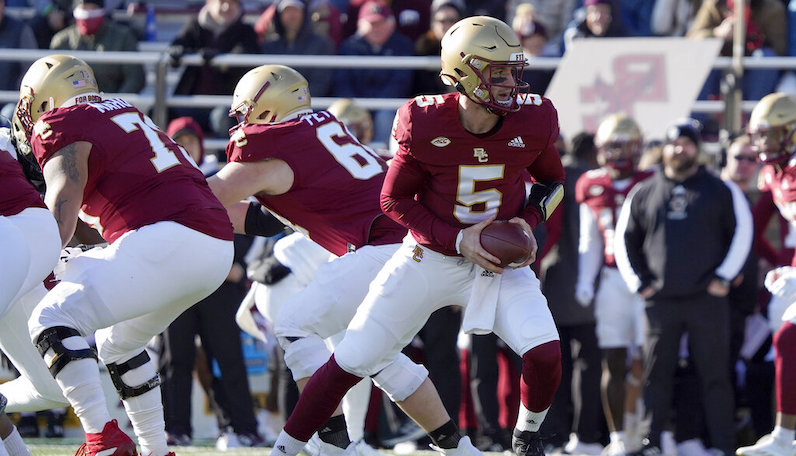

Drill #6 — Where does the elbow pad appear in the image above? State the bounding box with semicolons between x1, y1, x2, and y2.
527;182;564;221
244;202;286;237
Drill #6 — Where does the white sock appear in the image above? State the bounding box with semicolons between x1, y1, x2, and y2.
624;411;637;434
342;378;371;442
2;426;28;456
272;430;308;456
53;358;112;433
610;431;626;445
516;403;549;433
771;426;795;444
119;357;168;456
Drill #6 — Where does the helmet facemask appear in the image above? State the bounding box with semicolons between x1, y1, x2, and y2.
749;123;796;165
598;140;641;175
455;54;529;113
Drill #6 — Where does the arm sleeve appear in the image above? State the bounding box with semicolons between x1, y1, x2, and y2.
614;187;651;293
753;190;781;264
715;180;754;280
522;105;566;229
380;150;460;251
577;203;604;289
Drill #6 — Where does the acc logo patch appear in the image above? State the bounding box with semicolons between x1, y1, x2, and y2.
431;136;451;147
33;120;52;140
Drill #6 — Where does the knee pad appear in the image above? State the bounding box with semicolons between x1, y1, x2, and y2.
34;326;98;377
371;354;428;402
105;351;160;400
281;335;331;380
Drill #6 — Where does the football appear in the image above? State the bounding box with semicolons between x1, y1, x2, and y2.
479;221;532;267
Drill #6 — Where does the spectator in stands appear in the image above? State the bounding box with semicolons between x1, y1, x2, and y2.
308;0;343;48
49;0;145;94
507;1;576;56
412;0;463;96
0;0;37;125
28;0;71;49
0;0;37;88
158;116;262;450
687;0;786;102
333;0;414;146
168;0;260;138
518;20;554;95
262;0;335;97
343;0;431;43
538;131;603;455
650;0;697;36
562;0;629;54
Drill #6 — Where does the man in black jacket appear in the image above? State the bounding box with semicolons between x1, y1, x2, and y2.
614;119;753;456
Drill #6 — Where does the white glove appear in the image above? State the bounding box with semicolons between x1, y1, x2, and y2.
575;283;594;307
765;266;796;297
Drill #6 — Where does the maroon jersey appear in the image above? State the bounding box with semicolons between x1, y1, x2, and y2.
759;162;796;266
31;99;233;243
575;168;653;267
226;110;406;257
0;151;46;216
384;92;565;256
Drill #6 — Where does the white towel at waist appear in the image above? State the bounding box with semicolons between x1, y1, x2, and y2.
461;266;502;335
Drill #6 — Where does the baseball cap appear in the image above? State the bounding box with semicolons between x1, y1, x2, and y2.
359;0;393;22
665;118;702;146
583;0;611;6
519;20;547;39
73;0;103;8
278;0;305;12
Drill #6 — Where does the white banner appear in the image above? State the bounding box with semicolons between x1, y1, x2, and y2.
545;38;723;142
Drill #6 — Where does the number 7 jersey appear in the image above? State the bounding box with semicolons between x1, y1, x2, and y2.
226;110;406;257
30;99;233;243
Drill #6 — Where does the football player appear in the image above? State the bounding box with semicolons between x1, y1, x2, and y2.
11;54;235;456
269;16;565;456
206;65;479;456
0;130;61;456
574;114;652;456
736;93;796;456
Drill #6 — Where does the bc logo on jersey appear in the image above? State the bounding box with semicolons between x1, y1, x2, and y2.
412;246;424;263
473;148;488;163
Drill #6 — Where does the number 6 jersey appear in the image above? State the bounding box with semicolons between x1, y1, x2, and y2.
226;110;406;257
30;99;233;243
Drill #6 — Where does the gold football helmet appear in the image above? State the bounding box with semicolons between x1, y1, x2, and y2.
440;16;529;113
12;54;99;156
748;92;796;164
229;65;311;125
327;98;373;145
595;113;643;174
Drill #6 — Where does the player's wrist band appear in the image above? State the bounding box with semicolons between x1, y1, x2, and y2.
244;202;286;237
455;230;464;254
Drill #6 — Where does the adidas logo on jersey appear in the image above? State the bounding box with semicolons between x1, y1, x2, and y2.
508;136;525;148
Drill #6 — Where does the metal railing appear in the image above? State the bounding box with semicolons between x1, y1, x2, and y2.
2;48;796;149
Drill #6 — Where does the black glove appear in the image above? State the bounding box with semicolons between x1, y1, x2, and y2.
166;45;184;68
198;47;220;64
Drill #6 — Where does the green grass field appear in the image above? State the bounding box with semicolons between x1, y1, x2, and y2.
23;439;472;456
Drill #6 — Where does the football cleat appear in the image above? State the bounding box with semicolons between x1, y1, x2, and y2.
735;434;795;456
74;420;136;456
512;430;545;456
430;435;482;456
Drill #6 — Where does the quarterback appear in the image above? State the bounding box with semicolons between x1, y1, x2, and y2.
736;93;796;456
11;54;234;456
271;16;565;456
207;64;477;456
